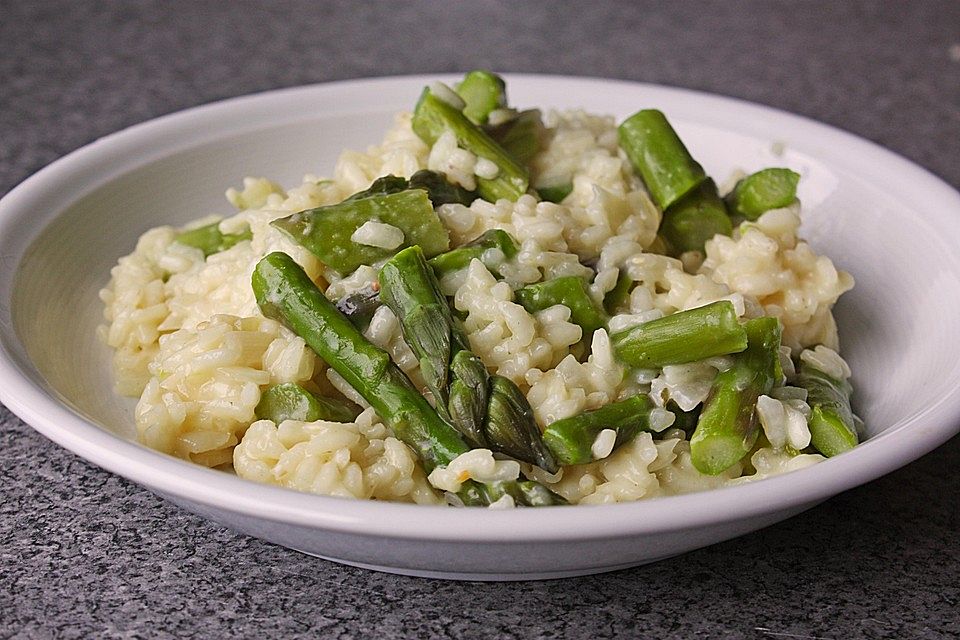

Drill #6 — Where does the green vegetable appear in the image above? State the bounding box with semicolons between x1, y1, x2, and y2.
455;70;506;125
725;168;800;220
796;361;859;457
618;109;707;210
542;395;655;465
485;109;545;165
335;286;381;328
271;189;449;275
515;276;607;334
412;86;529;202
610;301;748;369
537;182;574;204
175;221;251;257
428;229;519;278
255;382;361;424
346;171;476;207
690;317;782;475
603;271;633;315
660;179;733;255
379;247;559;473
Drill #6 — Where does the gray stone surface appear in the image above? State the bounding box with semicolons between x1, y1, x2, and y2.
1;0;958;637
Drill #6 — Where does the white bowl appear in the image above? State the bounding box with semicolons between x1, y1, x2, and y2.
2;75;959;581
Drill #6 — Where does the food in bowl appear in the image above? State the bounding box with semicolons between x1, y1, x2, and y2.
99;71;859;507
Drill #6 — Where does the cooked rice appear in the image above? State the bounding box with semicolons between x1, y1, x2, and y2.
99;98;855;506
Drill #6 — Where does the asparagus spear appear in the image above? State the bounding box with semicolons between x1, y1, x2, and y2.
515;276;608;334
335;285;381;328
379;246;559;472
795;362;859;457
428;229;519;278
725;168;800;220
537;183;574;204
618;109;707;210
253;252;565;505
255;382;361;424
175;221;251;257
485;109;545;165
412;86;529;202
542;395;655;465
610;301;748;369
603;271;633;315
690;317;782;475
660;179;733;255
271;188;449;275
455;70;506;125
345;171;477;207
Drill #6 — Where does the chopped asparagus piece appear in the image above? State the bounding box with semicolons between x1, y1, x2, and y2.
175;221;251;257
335;286;381;328
255;382;361;424
484;376;558;472
485;109;545;165
428;229;519;278
618;109;707;210
346;171;476;207
796;362;859;457
412;86;529;202
515;276;607;334
610;301;747;369
603;271;633;315
542;395;655;465
455;70;507;125
537;182;574;204
725;168;800;220
690;317;782;475
661;179;733;255
271;189;449;275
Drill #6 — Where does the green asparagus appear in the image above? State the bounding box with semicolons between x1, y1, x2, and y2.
610;301;748;369
271;188;449;275
255;382;361;424
690;317;782;475
795;361;859;457
542;395;655;465
455;70;506;125
428;229;519;278
725;168;800;220
618;109;707;210
537;182;574;204
335;286;381;328
346;171;476;207
603;271;633;315
379;246;559;472
412;86;529;202
175;221;251;257
660;179;733;255
515;276;607;334
485;109;545;165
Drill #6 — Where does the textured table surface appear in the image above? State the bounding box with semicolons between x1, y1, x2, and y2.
2;1;959;638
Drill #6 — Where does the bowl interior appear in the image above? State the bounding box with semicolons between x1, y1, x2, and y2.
5;76;960;470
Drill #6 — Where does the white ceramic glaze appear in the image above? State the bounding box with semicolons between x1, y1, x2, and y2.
2;75;959;580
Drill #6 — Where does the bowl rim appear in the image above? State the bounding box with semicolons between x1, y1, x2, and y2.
2;73;959;543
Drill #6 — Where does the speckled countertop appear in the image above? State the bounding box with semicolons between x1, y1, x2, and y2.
2;1;959;638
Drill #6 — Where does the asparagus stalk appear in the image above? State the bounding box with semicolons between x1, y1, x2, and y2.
455;70;507;125
271;188;449;275
690;317;782;475
660;179;733;255
412;86;529;202
537;182;574;204
610;300;748;369
428;229;519;278
618;109;707;210
335;285;381;328
379;246;559;472
542;395;655;465
253;252;565;505
485;109;545;165
725;168;800;220
795;362;859;457
603;271;633;315
346;171;477;207
255;382;361;424
515;276;608;334
175;221;251;257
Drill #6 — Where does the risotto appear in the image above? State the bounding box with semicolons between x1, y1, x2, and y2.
99;71;858;507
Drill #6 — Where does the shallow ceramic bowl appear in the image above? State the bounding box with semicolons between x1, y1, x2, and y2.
2;75;959;580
